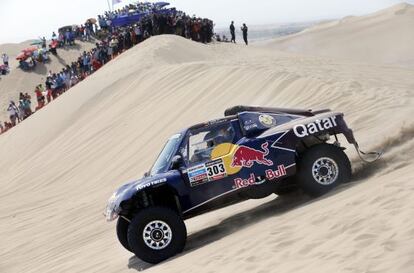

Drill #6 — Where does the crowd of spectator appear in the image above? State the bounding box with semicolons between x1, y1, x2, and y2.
98;2;214;43
54;20;97;47
0;2;215;135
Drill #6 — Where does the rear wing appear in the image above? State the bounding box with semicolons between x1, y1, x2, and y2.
224;105;331;117
259;112;357;145
259;111;382;162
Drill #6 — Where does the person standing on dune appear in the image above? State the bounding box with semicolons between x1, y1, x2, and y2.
41;37;47;49
7;101;18;126
241;23;248;45
230;21;236;43
2;53;9;67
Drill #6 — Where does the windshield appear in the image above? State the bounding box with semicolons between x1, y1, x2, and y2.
150;134;182;175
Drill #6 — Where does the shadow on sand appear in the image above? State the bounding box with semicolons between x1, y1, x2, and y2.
126;192;311;271
61;43;83;51
54;54;68;67
31;62;47;75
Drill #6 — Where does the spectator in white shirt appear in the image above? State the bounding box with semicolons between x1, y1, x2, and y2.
2;53;9;67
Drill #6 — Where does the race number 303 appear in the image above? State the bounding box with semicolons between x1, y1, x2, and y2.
206;159;227;181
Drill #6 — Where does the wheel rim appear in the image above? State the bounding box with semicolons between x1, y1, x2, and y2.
143;220;172;250
311;157;339;185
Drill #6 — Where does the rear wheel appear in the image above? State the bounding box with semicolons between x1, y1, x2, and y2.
127;207;187;264
297;144;351;196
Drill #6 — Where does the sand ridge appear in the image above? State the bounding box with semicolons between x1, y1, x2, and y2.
266;3;414;67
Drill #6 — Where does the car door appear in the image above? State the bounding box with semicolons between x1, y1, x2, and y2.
179;121;244;211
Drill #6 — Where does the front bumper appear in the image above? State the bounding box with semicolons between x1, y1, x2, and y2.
104;193;121;222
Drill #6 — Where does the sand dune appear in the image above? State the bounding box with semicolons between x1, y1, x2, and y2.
0;40;96;121
267;3;414;67
0;3;414;273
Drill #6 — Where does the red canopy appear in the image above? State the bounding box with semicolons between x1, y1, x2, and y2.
22;46;38;55
16;52;28;61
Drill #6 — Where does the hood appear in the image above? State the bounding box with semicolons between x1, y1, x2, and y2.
129;174;169;192
115;173;170;202
105;173;170;221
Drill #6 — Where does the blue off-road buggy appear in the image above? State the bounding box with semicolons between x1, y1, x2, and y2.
104;106;379;264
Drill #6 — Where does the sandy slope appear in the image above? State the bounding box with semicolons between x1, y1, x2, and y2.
0;4;414;273
0;40;96;121
266;3;414;67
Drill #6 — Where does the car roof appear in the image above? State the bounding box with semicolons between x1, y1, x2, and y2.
224;105;316;117
188;115;238;131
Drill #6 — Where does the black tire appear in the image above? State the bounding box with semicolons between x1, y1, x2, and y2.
127;207;187;264
117;217;133;252
297;144;351;196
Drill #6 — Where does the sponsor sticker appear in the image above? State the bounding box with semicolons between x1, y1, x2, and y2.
233;165;287;189
206;159;227;181
188;159;228;186
259;114;276;127
136;178;167;190
265;165;287;180
244;123;258;130
293;116;338;138
231;142;273;168
234;173;257;189
188;165;208;186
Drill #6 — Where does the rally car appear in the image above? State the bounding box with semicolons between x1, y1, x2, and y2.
104;105;379;264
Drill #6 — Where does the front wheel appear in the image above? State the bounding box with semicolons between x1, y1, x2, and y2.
296;144;351;196
127;207;187;264
117;216;133;252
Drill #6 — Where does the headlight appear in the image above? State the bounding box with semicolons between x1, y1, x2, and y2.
105;206;119;222
104;192;120;222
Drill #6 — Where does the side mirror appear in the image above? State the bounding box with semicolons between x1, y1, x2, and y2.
171;155;184;170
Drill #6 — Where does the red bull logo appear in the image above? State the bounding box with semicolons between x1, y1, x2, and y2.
265;165;287;180
231;142;273;168
233;165;287;189
234;174;256;189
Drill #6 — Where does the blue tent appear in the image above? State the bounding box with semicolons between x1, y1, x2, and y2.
112;13;145;27
111;7;176;27
155;2;170;8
